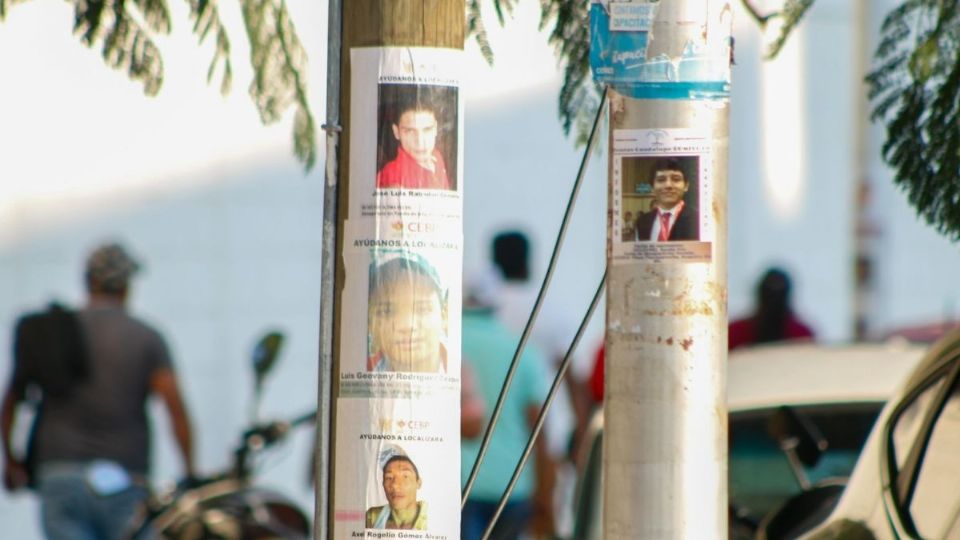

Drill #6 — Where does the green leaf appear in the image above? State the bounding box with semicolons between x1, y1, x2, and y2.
868;0;960;239
466;0;494;66
241;0;315;171
187;0;232;95
764;0;815;59
909;36;939;81
69;0;167;96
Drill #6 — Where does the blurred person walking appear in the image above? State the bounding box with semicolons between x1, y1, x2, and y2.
1;242;195;540
461;269;553;540
728;267;816;350
490;230;591;536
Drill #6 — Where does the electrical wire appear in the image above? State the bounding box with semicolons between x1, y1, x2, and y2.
461;86;609;507
480;271;607;540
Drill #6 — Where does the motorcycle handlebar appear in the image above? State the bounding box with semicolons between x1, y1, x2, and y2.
240;410;317;453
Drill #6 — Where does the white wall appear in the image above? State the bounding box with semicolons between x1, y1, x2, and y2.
727;0;960;340
0;165;327;538
727;0;857;341
0;1;328;536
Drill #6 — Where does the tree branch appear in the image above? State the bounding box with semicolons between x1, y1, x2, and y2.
740;0;776;27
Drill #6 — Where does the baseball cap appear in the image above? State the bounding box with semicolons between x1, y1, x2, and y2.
85;242;141;293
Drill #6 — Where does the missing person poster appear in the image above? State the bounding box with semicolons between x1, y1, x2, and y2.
338;247;462;396
348;47;464;223
333;399;458;539
335;47;463;540
611;128;714;263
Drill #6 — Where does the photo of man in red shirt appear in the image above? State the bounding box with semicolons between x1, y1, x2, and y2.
377;103;450;190
376;84;457;191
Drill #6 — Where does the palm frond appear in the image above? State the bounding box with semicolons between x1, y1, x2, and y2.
188;0;233;95
868;0;960;239
241;0;315;170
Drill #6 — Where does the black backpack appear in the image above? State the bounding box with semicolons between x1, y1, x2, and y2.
11;303;89;486
13;303;89;398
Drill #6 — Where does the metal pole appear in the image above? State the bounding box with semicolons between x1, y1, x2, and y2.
603;1;730;538
314;0;342;537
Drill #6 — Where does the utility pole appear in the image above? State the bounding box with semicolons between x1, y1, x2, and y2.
321;2;465;539
592;1;731;537
852;0;875;341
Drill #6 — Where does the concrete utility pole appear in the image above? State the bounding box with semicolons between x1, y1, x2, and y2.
322;1;464;539
600;1;730;538
852;0;874;341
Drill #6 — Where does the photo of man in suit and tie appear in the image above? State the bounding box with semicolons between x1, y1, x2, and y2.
625;156;700;242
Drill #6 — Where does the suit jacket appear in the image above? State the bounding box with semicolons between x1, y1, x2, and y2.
632;204;699;241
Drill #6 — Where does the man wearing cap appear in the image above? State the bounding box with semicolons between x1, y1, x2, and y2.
366;452;428;530
1;242;195;540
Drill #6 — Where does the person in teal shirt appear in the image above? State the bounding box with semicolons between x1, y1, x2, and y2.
460;272;552;540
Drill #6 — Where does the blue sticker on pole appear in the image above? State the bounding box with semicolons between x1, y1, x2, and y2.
589;0;731;100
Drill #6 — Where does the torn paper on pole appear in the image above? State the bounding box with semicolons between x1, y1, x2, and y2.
589;0;732;99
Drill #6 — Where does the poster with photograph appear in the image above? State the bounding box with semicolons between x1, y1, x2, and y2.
349;47;464;223
338;247;461;398
612;128;714;263
333;399;459;539
334;46;464;539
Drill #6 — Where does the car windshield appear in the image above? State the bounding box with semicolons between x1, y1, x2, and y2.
729;402;883;525
571;402;885;540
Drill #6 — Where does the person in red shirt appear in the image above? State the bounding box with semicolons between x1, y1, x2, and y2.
377;103;451;190
728;267;815;350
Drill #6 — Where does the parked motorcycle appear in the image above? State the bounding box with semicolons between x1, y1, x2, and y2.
129;331;315;539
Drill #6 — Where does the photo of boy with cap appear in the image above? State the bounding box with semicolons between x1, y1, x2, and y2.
365;445;428;530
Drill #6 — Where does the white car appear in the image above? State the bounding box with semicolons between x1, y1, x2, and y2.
570;341;927;540
797;329;960;539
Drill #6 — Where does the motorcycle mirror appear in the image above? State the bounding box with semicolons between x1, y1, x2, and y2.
768;406;828;468
252;331;285;386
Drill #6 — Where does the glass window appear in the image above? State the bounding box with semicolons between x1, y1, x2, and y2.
890;378;944;470
909;381;960;538
729;403;881;525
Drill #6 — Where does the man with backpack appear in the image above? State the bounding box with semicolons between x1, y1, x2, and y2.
1;242;195;540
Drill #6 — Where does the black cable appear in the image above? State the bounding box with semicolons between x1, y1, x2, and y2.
461;86;609;508
480;271;607;540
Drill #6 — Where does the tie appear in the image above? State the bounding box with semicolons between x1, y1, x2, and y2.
658;212;672;241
